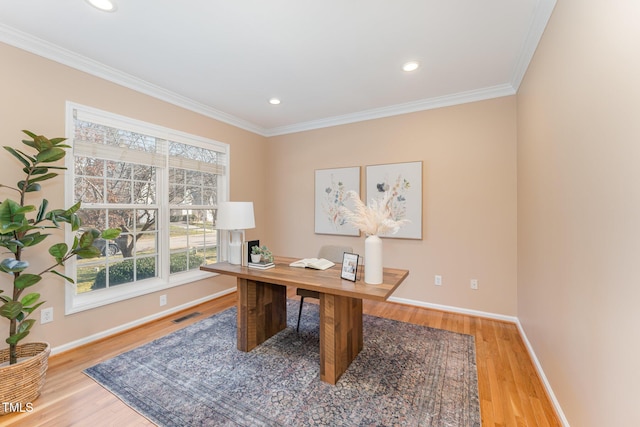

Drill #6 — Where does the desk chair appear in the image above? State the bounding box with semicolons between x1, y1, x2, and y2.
296;245;353;332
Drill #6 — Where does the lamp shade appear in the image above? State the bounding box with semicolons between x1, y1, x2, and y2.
216;201;255;230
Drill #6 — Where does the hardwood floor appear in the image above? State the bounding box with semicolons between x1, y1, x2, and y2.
2;290;561;426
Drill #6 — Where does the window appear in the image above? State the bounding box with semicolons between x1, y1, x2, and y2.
65;103;228;313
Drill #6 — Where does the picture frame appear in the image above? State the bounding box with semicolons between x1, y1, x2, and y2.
314;166;361;236
340;252;359;282
366;161;423;239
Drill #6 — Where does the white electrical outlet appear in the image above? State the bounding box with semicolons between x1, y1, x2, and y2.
470;279;479;290
41;307;53;324
435;275;442;286
160;294;167;306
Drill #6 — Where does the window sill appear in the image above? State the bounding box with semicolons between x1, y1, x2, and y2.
65;269;218;315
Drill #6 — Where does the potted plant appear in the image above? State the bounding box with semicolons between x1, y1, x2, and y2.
250;245;273;263
0;130;120;415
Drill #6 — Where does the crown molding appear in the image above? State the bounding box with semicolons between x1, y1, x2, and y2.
510;0;557;90
264;84;516;136
2;0;552;140
0;23;268;136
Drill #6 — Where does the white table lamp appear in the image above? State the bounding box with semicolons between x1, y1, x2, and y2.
216;201;255;265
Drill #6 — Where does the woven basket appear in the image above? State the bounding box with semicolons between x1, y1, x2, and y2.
0;342;50;416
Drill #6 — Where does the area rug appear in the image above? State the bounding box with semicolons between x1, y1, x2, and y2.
85;301;480;426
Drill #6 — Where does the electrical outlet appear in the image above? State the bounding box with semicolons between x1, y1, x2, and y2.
434;275;442;286
470;279;479;290
160;294;167;306
41;307;53;324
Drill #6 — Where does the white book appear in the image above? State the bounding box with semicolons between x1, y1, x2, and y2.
289;258;335;271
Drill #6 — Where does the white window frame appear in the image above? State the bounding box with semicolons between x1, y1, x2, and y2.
64;102;229;314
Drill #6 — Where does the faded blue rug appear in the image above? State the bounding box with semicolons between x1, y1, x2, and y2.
85;301;480;426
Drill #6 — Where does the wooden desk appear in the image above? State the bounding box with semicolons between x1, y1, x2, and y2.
200;256;409;384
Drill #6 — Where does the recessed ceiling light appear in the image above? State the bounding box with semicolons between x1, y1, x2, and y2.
269;98;281;105
85;0;117;12
402;61;420;72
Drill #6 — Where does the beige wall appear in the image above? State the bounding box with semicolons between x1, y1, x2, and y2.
266;98;518;316
517;0;640;425
0;42;268;348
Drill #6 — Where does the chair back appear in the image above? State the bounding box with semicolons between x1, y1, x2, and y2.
317;245;353;264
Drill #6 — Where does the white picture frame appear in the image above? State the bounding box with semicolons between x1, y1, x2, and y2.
314;166;361;236
366;161;423;239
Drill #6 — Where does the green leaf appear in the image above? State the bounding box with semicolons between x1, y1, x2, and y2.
22;232;49;247
15;274;41;290
51;269;74;284
66;201;82;215
49;137;68;145
6;330;29;345
70;214;80;231
25;172;58;184
49;243;69;259
74;246;101;259
79;229;100;248
23;301;44;314
17;319;36;334
3;146;31;168
8;239;24;248
0;300;23;320
36;199;49;223
22;182;42;193
36;147;66;163
102;228;122;240
22;129;38;139
20;292;40;307
0;199;34;226
28;167;50;175
0;258;29;273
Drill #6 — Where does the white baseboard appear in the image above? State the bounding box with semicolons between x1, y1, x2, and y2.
389;296;569;426
388;296;519;323
50;287;236;356
516;320;571;427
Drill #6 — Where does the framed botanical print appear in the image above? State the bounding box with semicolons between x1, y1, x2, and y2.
314;166;360;236
366;161;423;239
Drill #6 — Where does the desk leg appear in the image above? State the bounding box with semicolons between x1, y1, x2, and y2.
236;278;287;352
319;294;363;384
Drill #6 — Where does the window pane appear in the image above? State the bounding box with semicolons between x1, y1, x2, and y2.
133;181;155;204
78;209;107;230
106;179;132;204
134;164;155;181
75;157;104;177
76;263;103;294
105;160;131;179
135;256;157;282
203;173;217;206
75;177;104;204
187;186;202;205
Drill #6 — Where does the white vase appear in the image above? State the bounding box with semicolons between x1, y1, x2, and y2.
364;235;383;284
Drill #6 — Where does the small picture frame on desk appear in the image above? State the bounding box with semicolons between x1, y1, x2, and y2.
341;253;359;282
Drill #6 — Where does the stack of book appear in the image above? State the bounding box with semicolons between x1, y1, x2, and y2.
248;261;275;270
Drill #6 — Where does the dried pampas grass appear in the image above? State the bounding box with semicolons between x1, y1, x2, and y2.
339;190;409;236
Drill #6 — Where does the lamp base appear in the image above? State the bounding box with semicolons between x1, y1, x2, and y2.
228;230;243;265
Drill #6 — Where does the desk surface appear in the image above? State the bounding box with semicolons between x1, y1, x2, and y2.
200;256;409;301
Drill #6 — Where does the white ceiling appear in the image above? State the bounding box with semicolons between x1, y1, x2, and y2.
0;0;556;136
